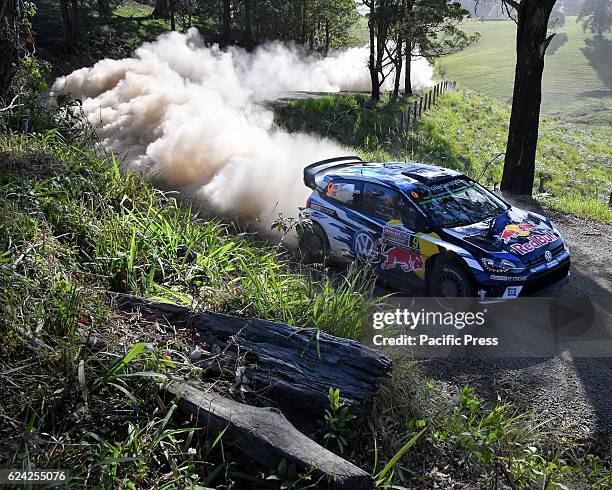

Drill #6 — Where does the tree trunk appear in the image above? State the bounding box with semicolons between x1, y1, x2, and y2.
301;0;308;44
112;293;392;422
393;30;403;97
70;0;80;41
324;20;330;56
169;0;175;30
0;0;21;99
404;38;413;96
368;4;380;101
501;0;557;196
96;0;112;18
166;382;374;490
59;0;73;45
244;0;253;48
221;0;231;46
152;0;169;19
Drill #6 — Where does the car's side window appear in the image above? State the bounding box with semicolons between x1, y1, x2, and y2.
362;183;405;223
324;180;362;209
402;203;420;231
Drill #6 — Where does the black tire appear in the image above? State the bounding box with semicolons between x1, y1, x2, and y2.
298;223;330;264
428;260;474;298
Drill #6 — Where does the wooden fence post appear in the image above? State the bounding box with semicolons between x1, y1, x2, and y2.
413;100;418;120
418;97;423;116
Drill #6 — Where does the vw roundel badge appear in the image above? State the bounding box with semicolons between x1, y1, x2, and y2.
353;231;377;260
544;250;553;262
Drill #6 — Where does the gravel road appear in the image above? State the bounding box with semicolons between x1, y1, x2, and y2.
422;202;612;449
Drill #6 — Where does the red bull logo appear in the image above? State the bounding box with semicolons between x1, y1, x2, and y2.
500;223;536;243
510;231;558;255
381;246;424;273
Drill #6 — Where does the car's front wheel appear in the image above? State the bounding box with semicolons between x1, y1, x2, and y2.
429;260;474;298
298;223;330;264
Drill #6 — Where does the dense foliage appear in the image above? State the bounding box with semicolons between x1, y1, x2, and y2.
578;0;612;38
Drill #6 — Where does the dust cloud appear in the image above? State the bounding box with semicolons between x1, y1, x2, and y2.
51;28;434;225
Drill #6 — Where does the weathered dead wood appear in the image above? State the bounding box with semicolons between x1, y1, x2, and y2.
165;380;373;489
110;293;392;417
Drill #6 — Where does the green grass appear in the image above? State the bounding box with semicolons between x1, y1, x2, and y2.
437;18;612;125
275;91;612;222
0;133;377;338
541;194;612;222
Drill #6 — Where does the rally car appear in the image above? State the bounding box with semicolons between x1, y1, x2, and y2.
299;156;570;299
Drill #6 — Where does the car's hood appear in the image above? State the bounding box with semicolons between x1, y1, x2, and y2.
441;207;562;259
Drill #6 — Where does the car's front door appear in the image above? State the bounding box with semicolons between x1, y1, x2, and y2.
357;183;427;288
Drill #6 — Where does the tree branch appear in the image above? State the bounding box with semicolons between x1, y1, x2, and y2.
503;0;520;10
538;33;556;58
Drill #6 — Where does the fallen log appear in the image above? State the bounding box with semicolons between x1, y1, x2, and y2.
165;380;373;489
111;293;392;418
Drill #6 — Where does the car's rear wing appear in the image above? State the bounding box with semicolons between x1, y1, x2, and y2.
303;156;363;189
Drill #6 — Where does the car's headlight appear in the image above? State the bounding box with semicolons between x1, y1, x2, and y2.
481;257;526;274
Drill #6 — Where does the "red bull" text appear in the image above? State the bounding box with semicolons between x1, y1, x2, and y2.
510;231;558;255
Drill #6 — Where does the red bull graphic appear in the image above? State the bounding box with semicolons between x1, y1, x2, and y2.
500;223;536;243
510;231;558;255
381;246;424;273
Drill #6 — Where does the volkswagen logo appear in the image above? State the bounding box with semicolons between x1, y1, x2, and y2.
353;232;377;261
544;250;553;262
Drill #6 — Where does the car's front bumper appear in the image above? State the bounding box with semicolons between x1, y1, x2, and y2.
476;257;570;301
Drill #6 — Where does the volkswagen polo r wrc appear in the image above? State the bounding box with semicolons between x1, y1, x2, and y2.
299;156;570;300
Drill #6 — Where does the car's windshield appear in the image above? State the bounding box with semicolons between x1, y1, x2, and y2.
414;179;509;228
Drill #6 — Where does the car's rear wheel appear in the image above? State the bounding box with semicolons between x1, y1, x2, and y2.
298;223;330;264
429;261;474;298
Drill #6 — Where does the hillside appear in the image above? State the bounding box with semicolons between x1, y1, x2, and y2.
350;15;612;125
2;128;609;488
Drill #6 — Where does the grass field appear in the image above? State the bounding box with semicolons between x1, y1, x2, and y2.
438;18;612;125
